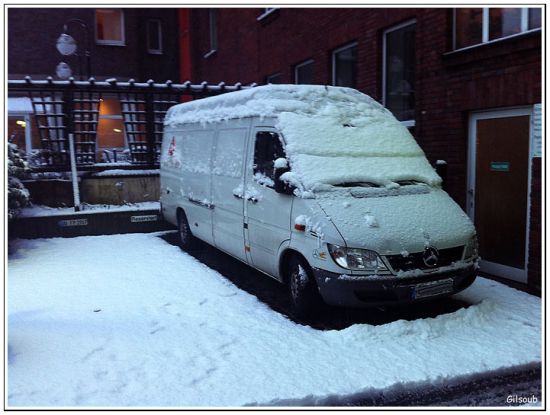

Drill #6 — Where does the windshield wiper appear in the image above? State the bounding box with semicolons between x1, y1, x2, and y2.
332;182;380;188
396;180;424;186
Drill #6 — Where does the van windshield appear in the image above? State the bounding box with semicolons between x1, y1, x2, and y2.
277;109;442;190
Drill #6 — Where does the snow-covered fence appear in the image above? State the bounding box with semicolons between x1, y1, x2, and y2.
8;77;255;171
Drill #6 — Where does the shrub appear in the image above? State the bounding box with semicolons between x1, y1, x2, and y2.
8;143;30;221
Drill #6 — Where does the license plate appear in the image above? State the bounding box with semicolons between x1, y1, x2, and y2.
412;278;454;299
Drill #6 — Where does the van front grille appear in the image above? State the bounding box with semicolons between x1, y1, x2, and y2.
386;246;464;272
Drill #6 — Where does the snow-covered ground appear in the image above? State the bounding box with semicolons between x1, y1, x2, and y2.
7;232;541;408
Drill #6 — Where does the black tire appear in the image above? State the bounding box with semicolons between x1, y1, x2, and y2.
177;210;196;250
288;255;323;318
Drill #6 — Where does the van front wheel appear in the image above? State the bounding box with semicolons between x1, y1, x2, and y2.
177;211;196;250
288;256;323;318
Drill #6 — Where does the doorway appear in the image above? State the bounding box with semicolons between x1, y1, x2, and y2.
468;108;532;283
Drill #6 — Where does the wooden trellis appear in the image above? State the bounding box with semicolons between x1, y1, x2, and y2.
29;89;101;166
8;77;254;171
118;89;180;165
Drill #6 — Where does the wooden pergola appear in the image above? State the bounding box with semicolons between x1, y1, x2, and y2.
8;77;255;171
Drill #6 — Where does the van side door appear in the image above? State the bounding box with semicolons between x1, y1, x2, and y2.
178;127;215;244
211;122;250;261
244;127;293;278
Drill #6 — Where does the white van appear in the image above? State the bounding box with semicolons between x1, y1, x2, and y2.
161;85;479;316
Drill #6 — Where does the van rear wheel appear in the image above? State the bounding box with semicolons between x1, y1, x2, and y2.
288;256;323;318
177;211;196;250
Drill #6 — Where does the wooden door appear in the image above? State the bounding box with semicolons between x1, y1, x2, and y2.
469;110;531;282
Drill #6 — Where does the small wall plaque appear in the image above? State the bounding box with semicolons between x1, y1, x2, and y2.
58;218;88;227
130;215;158;223
490;162;510;172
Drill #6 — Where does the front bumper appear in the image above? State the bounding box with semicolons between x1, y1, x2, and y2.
312;266;477;308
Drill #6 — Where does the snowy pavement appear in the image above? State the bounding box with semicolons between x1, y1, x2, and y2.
7;232;542;407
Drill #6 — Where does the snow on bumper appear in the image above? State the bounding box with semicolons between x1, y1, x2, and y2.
313;265;477;307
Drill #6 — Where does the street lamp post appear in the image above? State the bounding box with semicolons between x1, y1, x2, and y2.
55;18;93;212
56;18;92;80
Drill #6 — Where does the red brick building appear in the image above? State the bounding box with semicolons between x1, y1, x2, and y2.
184;8;542;290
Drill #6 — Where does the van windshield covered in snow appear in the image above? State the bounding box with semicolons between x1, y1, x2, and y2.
276;111;441;191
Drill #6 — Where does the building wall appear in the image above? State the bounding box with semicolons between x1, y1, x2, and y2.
191;7;541;205
7;7;180;82
136;8;181;82
190;7;542;289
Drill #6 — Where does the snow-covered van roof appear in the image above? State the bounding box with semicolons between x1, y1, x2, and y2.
165;85;441;189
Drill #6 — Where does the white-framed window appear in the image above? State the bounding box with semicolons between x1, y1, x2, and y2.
95;9;125;46
147;19;162;54
8;97;35;154
265;73;281;84
453;7;542;50
204;9;218;58
294;59;314;84
383;20;416;125
257;8;278;21
332;42;357;88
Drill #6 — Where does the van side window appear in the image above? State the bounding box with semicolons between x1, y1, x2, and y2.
253;131;285;184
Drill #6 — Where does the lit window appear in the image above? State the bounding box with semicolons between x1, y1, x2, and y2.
332;43;357;88
147;19;162;54
265;73;281;84
96;9;125;45
98;97;126;152
454;8;542;50
8;116;29;152
295;60;314;84
383;21;416;123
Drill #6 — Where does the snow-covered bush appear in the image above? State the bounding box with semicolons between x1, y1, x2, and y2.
8;143;31;221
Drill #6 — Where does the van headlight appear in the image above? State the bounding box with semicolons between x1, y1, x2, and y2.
327;244;387;271
464;235;479;259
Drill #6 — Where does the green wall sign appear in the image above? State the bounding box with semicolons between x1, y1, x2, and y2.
490;161;510;172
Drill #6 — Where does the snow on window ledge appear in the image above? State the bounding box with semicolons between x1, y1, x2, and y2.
203;49;217;59
257;8;278;21
95;40;126;47
400;120;415;128
445;28;541;55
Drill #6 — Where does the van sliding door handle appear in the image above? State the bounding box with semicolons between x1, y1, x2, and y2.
232;192;257;203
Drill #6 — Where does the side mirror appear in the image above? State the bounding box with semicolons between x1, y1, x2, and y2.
435;160;447;188
274;166;294;195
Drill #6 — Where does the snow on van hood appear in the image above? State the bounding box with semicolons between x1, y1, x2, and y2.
164;85;441;189
315;186;475;254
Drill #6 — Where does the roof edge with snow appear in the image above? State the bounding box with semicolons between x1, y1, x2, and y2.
164;84;388;126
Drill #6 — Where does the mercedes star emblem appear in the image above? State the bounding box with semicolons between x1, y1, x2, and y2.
422;246;439;268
